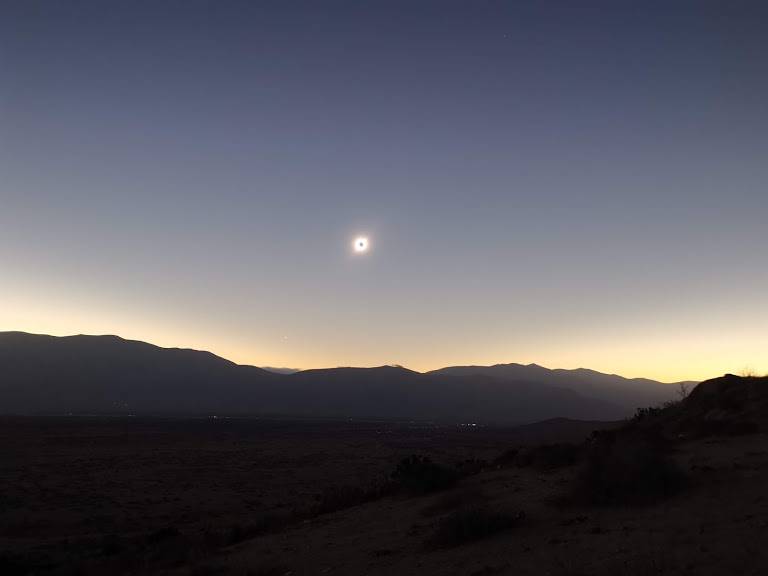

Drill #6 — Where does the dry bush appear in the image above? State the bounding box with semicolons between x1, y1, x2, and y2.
391;455;460;495
568;433;686;506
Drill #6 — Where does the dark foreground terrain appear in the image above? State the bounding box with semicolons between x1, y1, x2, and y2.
3;375;768;576
0;415;610;575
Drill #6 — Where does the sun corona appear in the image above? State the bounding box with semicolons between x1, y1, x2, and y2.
352;236;369;253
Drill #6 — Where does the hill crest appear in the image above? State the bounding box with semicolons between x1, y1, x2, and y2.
1;331;684;423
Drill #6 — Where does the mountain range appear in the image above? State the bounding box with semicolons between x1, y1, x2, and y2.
0;331;694;424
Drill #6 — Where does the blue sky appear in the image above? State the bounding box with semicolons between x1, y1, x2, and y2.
2;1;767;380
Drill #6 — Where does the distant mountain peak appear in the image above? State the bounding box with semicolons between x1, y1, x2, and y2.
261;366;300;375
0;331;690;423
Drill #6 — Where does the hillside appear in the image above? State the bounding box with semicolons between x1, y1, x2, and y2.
636;373;768;438
2;375;766;575
0;331;683;423
428;363;692;412
179;374;768;576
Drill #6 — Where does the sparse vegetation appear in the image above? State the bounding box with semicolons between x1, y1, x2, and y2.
633;398;683;423
7;373;767;575
677;381;691;400
741;366;759;378
568;433;687;506
391;455;460;495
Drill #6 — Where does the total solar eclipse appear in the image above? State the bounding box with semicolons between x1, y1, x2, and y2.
352;236;369;253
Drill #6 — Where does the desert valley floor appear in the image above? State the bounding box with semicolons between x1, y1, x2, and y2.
3;381;768;576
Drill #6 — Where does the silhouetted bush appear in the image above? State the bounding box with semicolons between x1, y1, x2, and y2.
569;434;686;506
633;399;683;423
392;455;459;495
430;506;525;547
633;406;664;421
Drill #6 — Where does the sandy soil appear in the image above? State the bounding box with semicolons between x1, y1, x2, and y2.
8;416;763;575
0;416;609;574
179;433;768;576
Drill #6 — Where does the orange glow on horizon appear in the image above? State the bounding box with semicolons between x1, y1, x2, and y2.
3;277;766;384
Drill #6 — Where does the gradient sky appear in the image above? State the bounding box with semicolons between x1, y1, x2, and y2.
2;1;767;381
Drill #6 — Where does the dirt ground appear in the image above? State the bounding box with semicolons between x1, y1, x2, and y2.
0;415;610;575
194;433;768;576
8;416;763;576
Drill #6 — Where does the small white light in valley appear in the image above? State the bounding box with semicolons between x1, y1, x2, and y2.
353;236;370;253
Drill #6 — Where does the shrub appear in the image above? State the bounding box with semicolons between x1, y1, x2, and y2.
633;400;681;423
429;506;525;548
391;455;459;495
569;434;686;506
633;406;663;421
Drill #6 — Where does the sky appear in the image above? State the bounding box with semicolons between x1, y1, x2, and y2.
1;0;767;382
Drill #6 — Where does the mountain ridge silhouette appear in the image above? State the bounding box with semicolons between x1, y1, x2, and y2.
0;331;693;423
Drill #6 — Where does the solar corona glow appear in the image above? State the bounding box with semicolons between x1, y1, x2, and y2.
352;237;370;254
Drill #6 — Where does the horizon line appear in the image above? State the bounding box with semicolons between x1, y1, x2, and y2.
1;329;704;385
